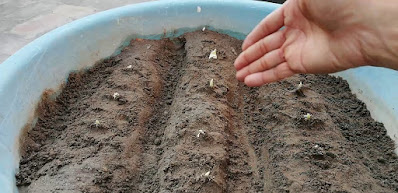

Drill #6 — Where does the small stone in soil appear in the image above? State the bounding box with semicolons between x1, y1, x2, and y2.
154;138;161;146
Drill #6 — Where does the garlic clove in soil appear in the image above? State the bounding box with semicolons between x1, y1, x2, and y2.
126;65;132;69
113;92;120;100
297;81;303;90
209;79;214;88
197;6;201;13
209;49;217;59
197;130;206;138
303;113;312;120
202;27;206;32
204;171;210;177
94;120;100;127
292;81;305;97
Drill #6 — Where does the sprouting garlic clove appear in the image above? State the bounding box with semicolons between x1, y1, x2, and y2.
94;120;100;127
303;113;312;120
113;92;120;99
209;49;217;59
297;81;303;90
197;130;205;138
209;79;214;88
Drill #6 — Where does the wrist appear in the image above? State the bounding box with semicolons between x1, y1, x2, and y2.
359;0;398;69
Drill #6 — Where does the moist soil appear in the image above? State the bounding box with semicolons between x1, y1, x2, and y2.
17;31;398;193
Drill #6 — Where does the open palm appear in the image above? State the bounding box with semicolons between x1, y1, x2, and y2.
235;0;369;87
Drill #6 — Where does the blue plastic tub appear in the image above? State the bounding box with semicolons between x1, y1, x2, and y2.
0;0;397;192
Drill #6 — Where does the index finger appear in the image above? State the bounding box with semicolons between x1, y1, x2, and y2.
242;6;285;51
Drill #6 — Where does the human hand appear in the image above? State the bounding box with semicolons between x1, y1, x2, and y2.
234;0;398;87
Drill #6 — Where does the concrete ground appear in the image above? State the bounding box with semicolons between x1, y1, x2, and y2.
0;0;152;64
0;0;285;64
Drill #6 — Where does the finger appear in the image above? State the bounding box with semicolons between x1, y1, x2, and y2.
234;30;285;71
236;49;284;81
242;6;285;51
244;62;294;87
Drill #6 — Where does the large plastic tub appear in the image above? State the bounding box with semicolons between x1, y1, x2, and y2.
0;0;397;192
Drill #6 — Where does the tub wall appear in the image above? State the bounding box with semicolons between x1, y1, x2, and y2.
0;1;396;192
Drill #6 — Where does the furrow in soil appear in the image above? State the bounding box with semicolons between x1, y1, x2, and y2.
134;37;187;192
17;38;183;193
243;75;398;193
153;31;260;193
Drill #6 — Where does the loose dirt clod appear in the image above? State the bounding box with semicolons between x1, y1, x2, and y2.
16;30;398;193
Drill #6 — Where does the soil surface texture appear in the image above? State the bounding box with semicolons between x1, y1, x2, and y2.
17;30;398;193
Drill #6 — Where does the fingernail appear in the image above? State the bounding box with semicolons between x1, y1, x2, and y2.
236;72;243;82
236;71;245;81
244;74;260;87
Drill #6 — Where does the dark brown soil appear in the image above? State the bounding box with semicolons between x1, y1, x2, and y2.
17;30;398;193
261;0;286;4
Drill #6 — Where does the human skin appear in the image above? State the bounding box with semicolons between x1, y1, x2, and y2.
234;0;398;87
